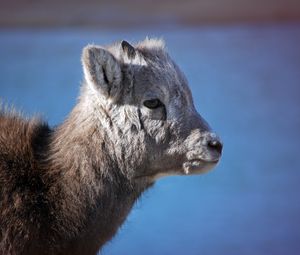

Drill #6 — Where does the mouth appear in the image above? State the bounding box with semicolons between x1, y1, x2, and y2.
182;158;219;175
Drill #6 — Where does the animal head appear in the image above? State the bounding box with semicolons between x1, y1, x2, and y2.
81;38;222;182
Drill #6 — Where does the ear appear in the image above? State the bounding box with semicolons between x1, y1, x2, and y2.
82;45;122;101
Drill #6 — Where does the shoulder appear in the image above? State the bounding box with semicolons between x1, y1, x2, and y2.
0;110;52;210
0;111;55;254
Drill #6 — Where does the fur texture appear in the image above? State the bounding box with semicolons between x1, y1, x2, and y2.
0;38;222;255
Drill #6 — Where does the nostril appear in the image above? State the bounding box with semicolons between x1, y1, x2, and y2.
208;139;223;154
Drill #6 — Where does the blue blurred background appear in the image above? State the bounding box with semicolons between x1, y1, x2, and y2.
0;1;300;254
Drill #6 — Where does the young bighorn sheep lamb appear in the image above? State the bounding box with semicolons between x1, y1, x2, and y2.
0;38;222;255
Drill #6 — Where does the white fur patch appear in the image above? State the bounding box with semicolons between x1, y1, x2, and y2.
137;37;166;50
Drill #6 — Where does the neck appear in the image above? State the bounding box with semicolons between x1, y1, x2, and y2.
47;91;150;253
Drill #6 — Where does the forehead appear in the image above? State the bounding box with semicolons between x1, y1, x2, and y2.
134;49;192;105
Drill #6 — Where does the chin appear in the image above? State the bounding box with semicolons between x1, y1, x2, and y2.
145;160;218;182
182;160;219;175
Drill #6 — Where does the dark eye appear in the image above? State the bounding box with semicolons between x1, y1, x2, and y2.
143;99;163;109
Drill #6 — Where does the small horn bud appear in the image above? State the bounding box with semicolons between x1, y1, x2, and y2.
121;40;136;59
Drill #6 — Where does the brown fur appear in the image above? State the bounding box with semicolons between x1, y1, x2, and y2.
0;110;149;255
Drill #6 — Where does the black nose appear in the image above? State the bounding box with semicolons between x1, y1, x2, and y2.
208;138;223;154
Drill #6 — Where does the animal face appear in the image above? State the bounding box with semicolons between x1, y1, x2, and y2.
81;38;222;182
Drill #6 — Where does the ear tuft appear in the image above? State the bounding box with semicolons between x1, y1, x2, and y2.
82;45;122;101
